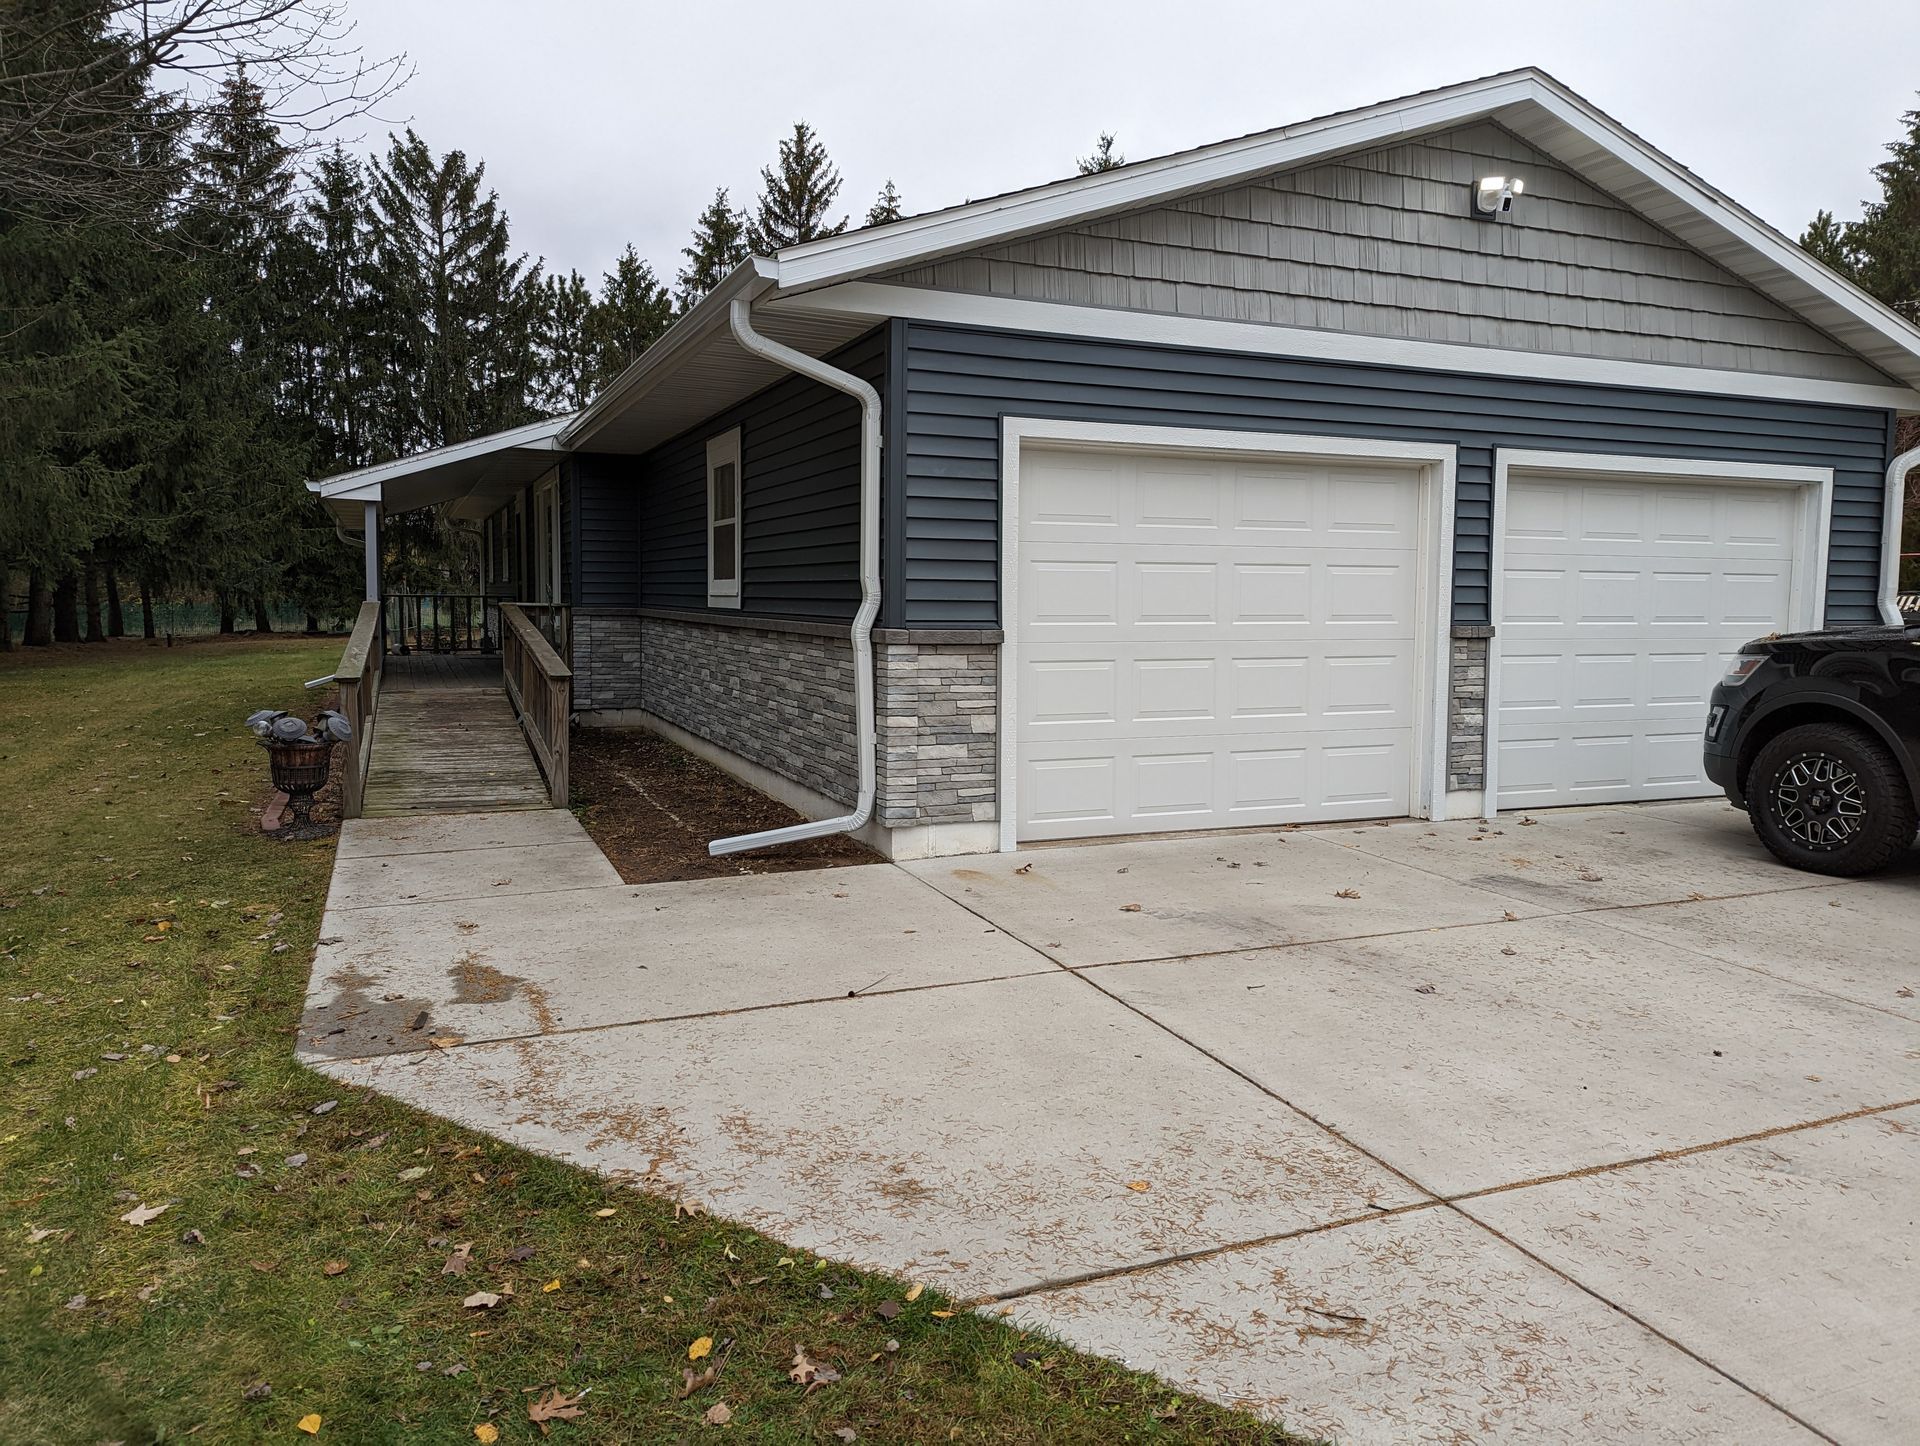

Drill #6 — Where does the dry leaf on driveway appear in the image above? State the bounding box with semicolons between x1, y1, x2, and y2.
1334;888;1361;900
1118;903;1142;913
119;1201;170;1227
1124;1180;1151;1192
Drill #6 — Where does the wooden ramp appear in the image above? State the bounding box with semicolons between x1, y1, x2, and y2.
360;655;551;818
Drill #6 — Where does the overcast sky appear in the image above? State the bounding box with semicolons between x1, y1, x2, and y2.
331;0;1919;286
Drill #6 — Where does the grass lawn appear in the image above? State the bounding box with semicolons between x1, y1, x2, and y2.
0;640;1301;1445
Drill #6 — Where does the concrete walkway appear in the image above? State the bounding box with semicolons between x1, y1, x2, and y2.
300;802;1920;1444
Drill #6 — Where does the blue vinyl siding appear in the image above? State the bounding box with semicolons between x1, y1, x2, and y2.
635;328;887;620
898;322;1895;627
569;455;642;606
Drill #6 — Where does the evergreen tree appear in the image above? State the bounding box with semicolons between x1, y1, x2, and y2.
865;179;903;227
590;245;675;385
187;66;297;364
1798;210;1854;276
1076;132;1125;174
1847;103;1920;324
294;146;378;474
538;269;598;411
747;122;847;252
677;187;748;307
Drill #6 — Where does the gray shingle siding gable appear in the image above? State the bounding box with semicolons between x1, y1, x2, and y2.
885;122;1891;387
899;322;1894;627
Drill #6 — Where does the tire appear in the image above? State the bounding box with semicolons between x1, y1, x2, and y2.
1747;722;1917;876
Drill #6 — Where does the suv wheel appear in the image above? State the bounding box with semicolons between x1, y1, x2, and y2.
1748;722;1917;876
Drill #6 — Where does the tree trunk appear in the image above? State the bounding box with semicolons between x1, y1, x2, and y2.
252;596;273;633
140;578;157;640
25;570;52;645
83;560;105;642
218;593;236;635
0;570;13;651
53;571;81;642
106;569;125;637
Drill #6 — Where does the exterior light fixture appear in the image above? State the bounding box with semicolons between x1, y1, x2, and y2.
1471;174;1525;221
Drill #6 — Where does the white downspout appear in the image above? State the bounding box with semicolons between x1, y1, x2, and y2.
709;298;881;856
1880;443;1920;625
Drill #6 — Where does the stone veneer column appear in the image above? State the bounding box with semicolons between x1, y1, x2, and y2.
1448;624;1492;794
873;630;1001;828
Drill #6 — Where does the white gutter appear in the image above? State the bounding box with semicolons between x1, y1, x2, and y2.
1882;443;1920;624
708;296;881;856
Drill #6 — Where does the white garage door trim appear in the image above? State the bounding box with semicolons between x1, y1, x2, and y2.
1484;448;1834;820
998;418;1459;852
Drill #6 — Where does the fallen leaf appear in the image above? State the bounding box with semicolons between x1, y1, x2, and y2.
1013;863;1033;875
296;1414;322;1435
789;1347;841;1392
504;1244;537;1263
443;1244;473;1276
1118;903;1142;913
1334;888;1361;900
1124;1180;1150;1192
834;1429;857;1442
688;1335;714;1361
542;1278;562;1293
397;1166;428;1182
427;1035;464;1050
679;1365;717;1399
904;1282;924;1302
119;1201;170;1227
462;1291;503;1310
1577;871;1603;883
703;1401;732;1426
284;1153;308;1169
1502;910;1520;922
26;1227;64;1244
594;1207;617;1218
875;1299;901;1321
528;1388;585;1428
473;1426;499;1444
1414;983;1438;995
242;1381;271;1402
310;1100;338;1116
931;1309;954;1319
322;1260;350;1277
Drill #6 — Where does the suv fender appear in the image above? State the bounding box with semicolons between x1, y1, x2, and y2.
1738;690;1920;805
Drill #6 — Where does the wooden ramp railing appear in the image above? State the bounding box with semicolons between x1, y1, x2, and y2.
333;599;383;818
499;603;571;808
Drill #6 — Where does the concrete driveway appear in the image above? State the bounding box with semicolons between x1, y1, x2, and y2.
302;801;1920;1444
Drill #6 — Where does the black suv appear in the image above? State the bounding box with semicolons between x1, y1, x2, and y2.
1705;624;1920;875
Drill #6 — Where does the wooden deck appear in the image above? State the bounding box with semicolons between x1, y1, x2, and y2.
359;654;552;817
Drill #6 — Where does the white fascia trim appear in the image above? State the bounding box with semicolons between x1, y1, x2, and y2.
560;259;778;451
1882;446;1920;625
1484;448;1836;820
307;415;575;499
771;73;1541;288
776;283;1920;413
997;418;1458;851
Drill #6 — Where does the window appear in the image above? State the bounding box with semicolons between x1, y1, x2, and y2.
706;428;742;607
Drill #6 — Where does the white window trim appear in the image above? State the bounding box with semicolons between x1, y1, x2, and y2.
706;427;743;608
998;417;1459;853
1483;449;1835;821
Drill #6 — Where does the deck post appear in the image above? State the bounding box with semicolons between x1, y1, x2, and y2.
362;500;380;601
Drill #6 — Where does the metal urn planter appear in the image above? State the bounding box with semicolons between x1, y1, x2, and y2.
246;708;353;840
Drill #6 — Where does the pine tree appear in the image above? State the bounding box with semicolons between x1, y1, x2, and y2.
590;245;675;386
865;179;903;227
1076;132;1125;174
539;269;598;411
677;187;748;308
295;146;378;473
187;67;297;364
1798;210;1854;276
1847;103;1920;324
747;122;847;252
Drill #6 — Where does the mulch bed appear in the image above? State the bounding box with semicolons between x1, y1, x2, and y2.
570;725;878;884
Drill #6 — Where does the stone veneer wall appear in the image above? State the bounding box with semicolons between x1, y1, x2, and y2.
640;614;858;806
875;634;1000;827
569;610;645;712
1448;627;1492;794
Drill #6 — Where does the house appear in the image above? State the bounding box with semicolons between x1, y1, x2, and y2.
311;68;1920;860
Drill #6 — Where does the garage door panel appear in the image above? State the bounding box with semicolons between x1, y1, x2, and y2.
1496;474;1801;810
1016;444;1424;841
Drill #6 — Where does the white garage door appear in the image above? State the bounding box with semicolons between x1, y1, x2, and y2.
1013;444;1427;842
1494;474;1801;808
